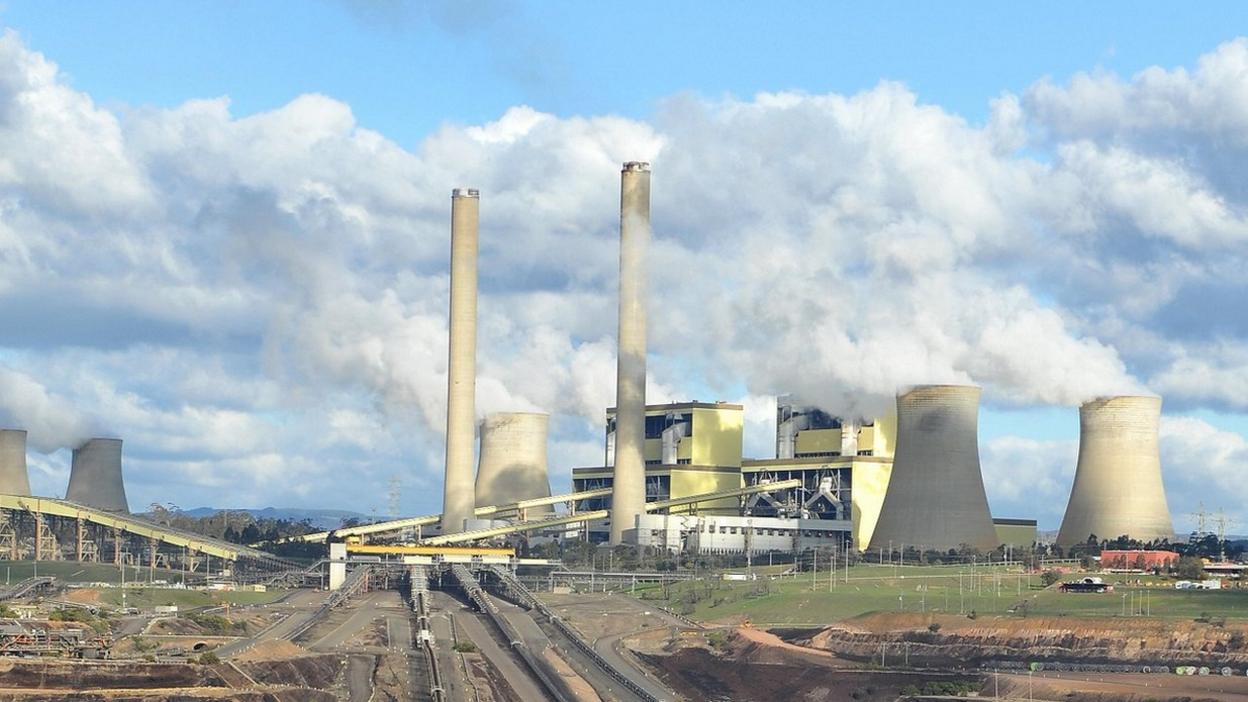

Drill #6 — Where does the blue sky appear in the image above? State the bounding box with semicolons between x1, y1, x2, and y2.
1;3;1247;532
4;1;1246;142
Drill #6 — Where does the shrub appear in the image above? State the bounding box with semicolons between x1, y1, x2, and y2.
1041;570;1062;587
197;651;220;665
928;622;942;634
452;642;477;653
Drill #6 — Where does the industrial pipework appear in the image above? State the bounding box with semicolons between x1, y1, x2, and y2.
610;161;651;545
1056;396;1174;547
441;188;480;535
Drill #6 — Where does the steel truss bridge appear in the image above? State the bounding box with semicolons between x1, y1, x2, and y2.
0;495;298;574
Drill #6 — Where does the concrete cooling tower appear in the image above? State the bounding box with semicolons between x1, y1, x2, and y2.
867;385;999;553
65;438;129;513
1056;396;1174;547
474;412;552;510
0;430;31;496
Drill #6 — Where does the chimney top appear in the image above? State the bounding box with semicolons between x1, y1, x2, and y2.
452;188;480;199
622;161;650;173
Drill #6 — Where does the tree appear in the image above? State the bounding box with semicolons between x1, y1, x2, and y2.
1040;570;1062;587
1176;556;1205;580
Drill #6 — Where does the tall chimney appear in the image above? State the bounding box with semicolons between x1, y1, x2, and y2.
0;430;31;496
610;162;650;545
66;438;129;513
441;188;479;534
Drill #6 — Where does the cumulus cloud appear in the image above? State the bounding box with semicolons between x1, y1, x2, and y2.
0;29;1247;518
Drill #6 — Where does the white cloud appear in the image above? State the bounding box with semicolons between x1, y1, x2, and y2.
0;30;1246;518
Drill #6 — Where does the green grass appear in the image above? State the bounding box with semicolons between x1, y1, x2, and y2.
638;564;1248;626
94;588;284;609
0;560;188;585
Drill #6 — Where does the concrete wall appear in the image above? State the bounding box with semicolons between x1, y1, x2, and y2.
1056;396;1174;547
65;438;129;513
867;385;999;553
849;459;893;550
474;412;551;509
0;430;31;496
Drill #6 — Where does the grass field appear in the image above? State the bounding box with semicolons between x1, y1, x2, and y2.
0;560;189;585
91;588;283;609
0;561;287;610
635;563;1248;625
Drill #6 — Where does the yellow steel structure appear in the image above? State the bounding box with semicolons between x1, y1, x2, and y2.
607;402;744;467
0;495;270;562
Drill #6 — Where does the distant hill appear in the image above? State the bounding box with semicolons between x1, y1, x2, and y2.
159;507;382;530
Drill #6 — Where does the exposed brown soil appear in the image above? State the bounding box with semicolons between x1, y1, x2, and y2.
0;687;333;700
641;648;981;702
998;670;1248;702
233;653;342;689
795;613;1248;668
62;589;103;605
0;659;226;689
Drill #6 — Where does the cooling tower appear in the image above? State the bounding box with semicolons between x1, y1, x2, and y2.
1056;396;1174;547
0;430;31;496
610;161;651;545
441;188;479;535
65;438;129;513
867;385;998;553
474;412;552;510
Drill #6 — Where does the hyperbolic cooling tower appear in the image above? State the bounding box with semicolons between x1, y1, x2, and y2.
0;430;31;496
474;412;552;510
441;188;479;535
610;161;651;545
65;438;129;513
1055;396;1174;547
867;385;999;552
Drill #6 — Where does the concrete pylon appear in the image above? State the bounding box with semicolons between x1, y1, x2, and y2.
867;385;998;553
474;412;551;511
610;161;650;545
65;438;129;513
1056;396;1174;547
441;188;479;535
0;430;31;496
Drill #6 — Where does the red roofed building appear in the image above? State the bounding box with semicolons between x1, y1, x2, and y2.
1100;549;1179;571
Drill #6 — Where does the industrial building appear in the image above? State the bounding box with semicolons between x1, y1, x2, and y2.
574;399;901;552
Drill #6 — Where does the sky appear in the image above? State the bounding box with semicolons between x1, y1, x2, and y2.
0;2;1247;532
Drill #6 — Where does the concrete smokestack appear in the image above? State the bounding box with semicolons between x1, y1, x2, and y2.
1056;396;1174;547
868;385;998;553
610;161;650;545
474;412;552;510
0;430;31;496
441;188;479;534
65;438;128;513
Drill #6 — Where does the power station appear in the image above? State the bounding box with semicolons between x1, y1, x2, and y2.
0;161;1186;574
1056;396;1174;547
